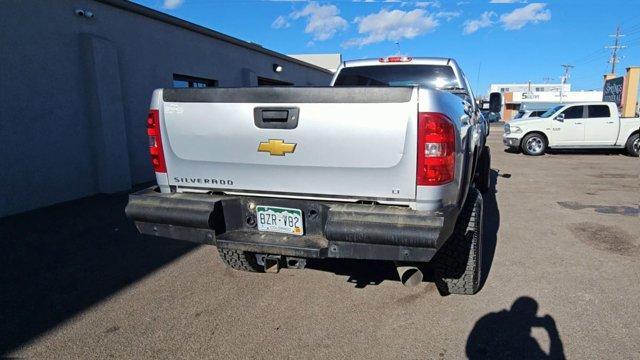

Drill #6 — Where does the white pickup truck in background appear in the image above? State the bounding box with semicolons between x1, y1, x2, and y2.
503;102;640;156
126;57;501;295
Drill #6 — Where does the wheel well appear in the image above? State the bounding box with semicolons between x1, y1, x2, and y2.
522;131;548;145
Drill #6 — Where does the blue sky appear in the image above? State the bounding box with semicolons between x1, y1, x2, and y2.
135;0;640;94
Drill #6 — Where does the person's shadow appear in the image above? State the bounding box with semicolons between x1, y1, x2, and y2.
466;297;565;360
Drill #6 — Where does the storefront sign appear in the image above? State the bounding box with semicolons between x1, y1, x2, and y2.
602;76;624;106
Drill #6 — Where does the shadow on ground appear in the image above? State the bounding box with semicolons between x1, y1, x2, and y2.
546;148;628;156
505;147;628;157
466;297;566;359
307;169;502;291
0;186;198;355
478;169;501;290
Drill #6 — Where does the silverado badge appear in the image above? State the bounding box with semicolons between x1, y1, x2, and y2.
257;139;296;156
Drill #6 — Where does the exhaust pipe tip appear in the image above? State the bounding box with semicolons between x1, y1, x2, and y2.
395;264;423;287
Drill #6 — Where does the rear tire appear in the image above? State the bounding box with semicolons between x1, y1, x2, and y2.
218;248;263;272
475;146;491;194
521;133;547;156
625;133;639;157
433;188;483;295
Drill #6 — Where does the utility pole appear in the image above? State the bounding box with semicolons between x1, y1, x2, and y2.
559;64;574;103
606;25;626;75
560;64;574;84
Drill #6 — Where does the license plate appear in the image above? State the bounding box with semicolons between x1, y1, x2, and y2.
256;206;304;235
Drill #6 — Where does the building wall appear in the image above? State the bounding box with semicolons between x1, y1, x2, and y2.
512;91;603;103
288;54;342;73
0;0;333;217
490;83;570;94
621;67;639;117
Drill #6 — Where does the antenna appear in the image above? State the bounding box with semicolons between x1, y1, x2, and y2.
476;62;481;97
606;25;626;75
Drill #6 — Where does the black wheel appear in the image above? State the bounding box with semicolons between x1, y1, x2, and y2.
218;248;263;272
475;146;491;194
625;133;639;157
433;188;483;295
521;133;547;156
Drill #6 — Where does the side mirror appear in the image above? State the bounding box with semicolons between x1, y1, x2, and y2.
555;113;565;121
489;92;502;113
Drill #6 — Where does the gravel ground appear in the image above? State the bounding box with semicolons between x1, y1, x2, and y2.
2;123;639;359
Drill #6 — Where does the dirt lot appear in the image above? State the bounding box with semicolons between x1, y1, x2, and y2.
2;123;639;359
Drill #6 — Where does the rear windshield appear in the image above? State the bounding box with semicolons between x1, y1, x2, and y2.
334;65;461;90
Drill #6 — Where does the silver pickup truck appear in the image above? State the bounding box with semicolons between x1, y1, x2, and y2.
126;57;500;295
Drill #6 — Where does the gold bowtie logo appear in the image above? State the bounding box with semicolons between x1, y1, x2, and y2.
257;139;297;156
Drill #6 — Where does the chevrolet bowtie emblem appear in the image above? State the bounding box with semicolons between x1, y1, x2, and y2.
257;139;297;156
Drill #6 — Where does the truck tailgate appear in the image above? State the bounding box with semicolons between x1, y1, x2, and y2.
159;87;418;201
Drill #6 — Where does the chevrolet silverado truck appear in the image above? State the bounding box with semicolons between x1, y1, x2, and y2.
503;102;640;156
126;57;500;295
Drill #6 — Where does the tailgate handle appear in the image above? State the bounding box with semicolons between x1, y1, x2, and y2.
262;110;289;122
254;107;299;129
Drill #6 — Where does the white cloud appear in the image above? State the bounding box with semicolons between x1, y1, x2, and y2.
500;3;551;30
415;1;440;7
436;10;461;21
290;2;348;41
463;11;495;34
162;0;184;9
271;15;290;29
490;0;520;3
343;8;438;48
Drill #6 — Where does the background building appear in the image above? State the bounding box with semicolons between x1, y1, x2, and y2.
0;0;333;217
288;54;343;73
489;83;603;120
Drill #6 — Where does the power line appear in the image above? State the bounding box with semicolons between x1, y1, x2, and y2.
574;49;609;66
621;35;640;46
624;22;640;33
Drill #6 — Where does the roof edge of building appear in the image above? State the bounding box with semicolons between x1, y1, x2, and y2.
95;0;334;75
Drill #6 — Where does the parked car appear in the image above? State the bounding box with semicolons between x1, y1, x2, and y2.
126;56;500;295
512;109;546;120
503;102;640;156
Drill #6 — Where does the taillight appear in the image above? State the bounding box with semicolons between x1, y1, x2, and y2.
379;56;412;63
146;109;166;173
417;112;455;186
